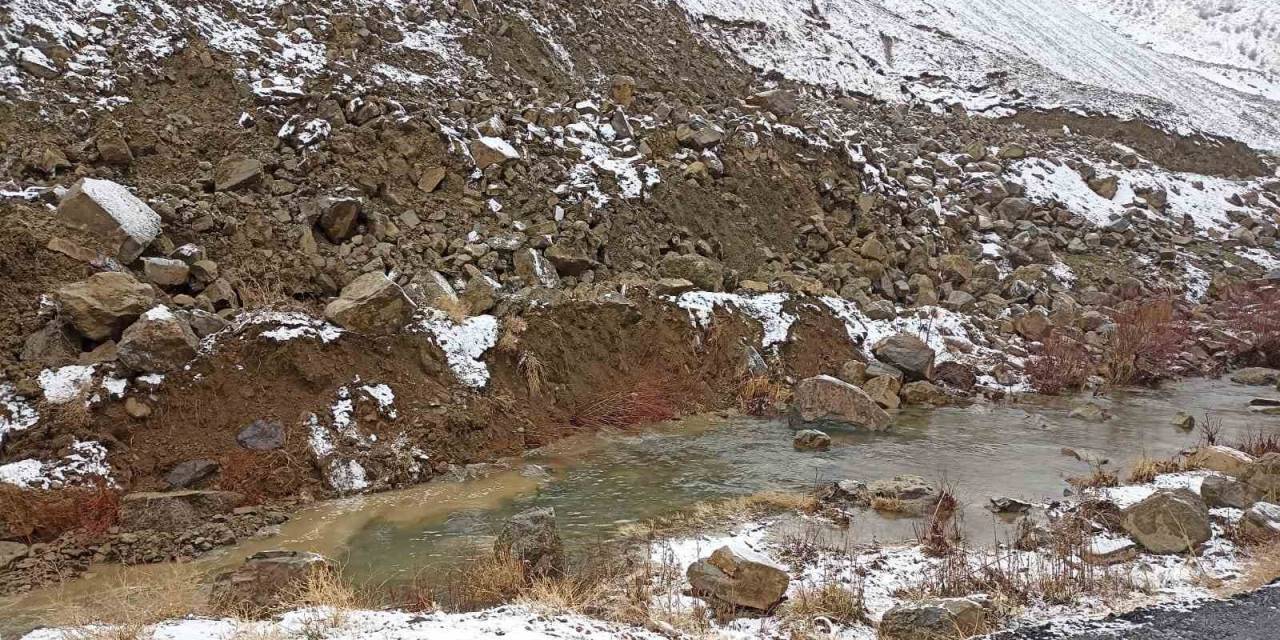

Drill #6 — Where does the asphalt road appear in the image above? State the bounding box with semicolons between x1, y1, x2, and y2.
990;585;1280;639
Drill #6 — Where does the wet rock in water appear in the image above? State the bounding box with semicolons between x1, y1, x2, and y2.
861;374;901;409
1240;453;1280;501
659;253;724;292
323;272;415;335
210;550;333;615
872;334;935;381
988;497;1032;514
868;474;938;505
1201;475;1254;509
879;596;987;640
165;459;220;489
117;306;199;374
0;541;29;570
1190;445;1255;477
793;429;831;451
900;380;948;406
1231;367;1280;386
1171;412;1196;430
686;545;789;611
119;490;243;532
1240;502;1280;540
56;272;156;341
1068;402;1110;422
1120;488;1211;554
238;420;286;450
56;178;162;262
789;375;892;431
494;507;565;579
818;479;869;503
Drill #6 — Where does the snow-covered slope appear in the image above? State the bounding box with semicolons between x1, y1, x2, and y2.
676;0;1280;151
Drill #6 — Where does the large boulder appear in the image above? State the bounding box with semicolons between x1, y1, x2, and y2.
1201;475;1254;509
117;306;200;373
879;597;987;640
789;375;892;431
1190;445;1255;477
660;253;724;292
686;545;789;611
872;334;936;381
861;375;901;410
118;490;243;532
56;272;156;341
56;178;162;262
1230;367;1280;386
494;507;565;579
1240;502;1280;541
1240;453;1280;503
1120;488;1211;554
323;272;415;335
210;550;333;615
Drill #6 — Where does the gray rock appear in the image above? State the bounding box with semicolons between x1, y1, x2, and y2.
1120;488;1211;554
988;497;1033;514
323;272;415;335
165;459;220;489
513;249;560;288
494;507;565;579
793;429;831;451
687;545;789;611
1190;445;1255;477
238;420;286;450
660;253;724;292
0;541;29;570
880;596;987;640
1231;367;1280;386
872;334;936;381
1201;475;1254;509
142;257;190;287
1240;453;1280;502
1069;402;1111;422
789;375;892;431
117;306;199;374
746;89;798;116
1240;502;1280;541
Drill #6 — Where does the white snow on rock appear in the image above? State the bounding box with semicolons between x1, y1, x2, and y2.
416;312;500;389
675;0;1280;150
75;178;163;244
672;292;796;348
1091;470;1213;509
546;113;661;207
0;440;112;489
1238;247;1280;272
37;364;97;404
1;383;40;446
359;384;397;419
210;311;344;349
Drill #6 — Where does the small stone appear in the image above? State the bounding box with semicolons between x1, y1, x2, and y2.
165;459;220;489
142;257;190;287
418;166;446;192
470;137;520;169
124;397;152;419
237;420;286;451
214;157;264;191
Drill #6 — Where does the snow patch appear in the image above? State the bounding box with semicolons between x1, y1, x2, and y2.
38;365;96;404
416;312;499;389
671;292;796;348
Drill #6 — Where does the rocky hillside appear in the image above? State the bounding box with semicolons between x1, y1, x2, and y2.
1;0;1279;542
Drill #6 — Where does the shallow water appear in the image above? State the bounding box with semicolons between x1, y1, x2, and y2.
3;377;1277;635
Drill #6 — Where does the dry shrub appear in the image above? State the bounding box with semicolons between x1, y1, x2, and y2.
1220;284;1280;367
1199;412;1224;446
916;484;962;557
1103;298;1187;387
736;375;791;416
568;376;680;432
1126;454;1186;484
217;450;307;505
778;574;866;633
0;479;120;543
232;271;307;312
1233;430;1280;458
1026;331;1093;395
517;352;547;397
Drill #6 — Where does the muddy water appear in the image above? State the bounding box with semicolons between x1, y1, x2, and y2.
3;377;1277;635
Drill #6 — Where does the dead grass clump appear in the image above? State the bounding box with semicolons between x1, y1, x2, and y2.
1026;331;1094;395
1126;454;1186;484
431;552;529;612
916;485;962;557
517;352;547;397
736;375;791;417
433;296;471;324
217;450;307;506
232;271;307;312
496;317;528;354
778;577;866;633
618;490;820;540
568;378;679;432
0;479;120;543
870;496;908;513
1220;284;1280;367
1102;298;1187;387
54;564;205;640
1226;540;1280;595
1067;457;1119;490
1233;430;1280;458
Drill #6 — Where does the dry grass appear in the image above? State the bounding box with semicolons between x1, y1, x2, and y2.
232;271;301;312
736;375;791;417
1233;430;1280;458
777;576;866;634
496;317;528;354
433;296;471;324
1225;540;1280;595
618;490;820;540
1102;298;1187;387
0;479;120;543
568;378;680;432
217;449;307;506
1026;331;1094;395
53;565;205;640
1067;464;1119;490
517;352;547;397
428;552;528;612
1126;454;1188;484
870;496;908;513
1220;284;1280;367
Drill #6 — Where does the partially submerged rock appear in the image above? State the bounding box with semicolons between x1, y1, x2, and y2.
789;375;892;431
793;429;831;451
210;550;333;615
1068;402;1110;422
686;545;789;611
323;272;415;335
1230;367;1280;386
879;596;987;640
1120;488;1211;554
494;507;565;579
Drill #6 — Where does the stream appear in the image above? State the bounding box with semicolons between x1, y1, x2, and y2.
2;377;1277;636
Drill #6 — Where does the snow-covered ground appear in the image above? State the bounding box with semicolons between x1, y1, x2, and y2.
676;0;1280;150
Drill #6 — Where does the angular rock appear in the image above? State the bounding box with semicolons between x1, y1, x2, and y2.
96;132;133;167
687;545;789;611
900;380;948;405
323;272;415;335
1120;488;1211;554
142;257;190;287
56;272;155;342
933;361;977;392
1240;453;1280;503
609;74;636;106
1068;402;1110;422
214;157;264;191
57;178;162;261
660;253;724;292
0;541;29;570
118;490;243;532
117;306;199;374
1201;475;1253;509
418;166;446;192
494;507;565;579
746;88;798;116
165;459;220;489
1171;412;1196;430
544;244;598;276
879;597;986;640
1190;445;1255;477
470;137;520;169
210;550;333;615
317;197;362;243
862;374;901;410
1240;502;1280;541
789;375;892;431
675;117;725;150
513;248;560;288
793;429;831;451
872;334;936;381
238;420;286;451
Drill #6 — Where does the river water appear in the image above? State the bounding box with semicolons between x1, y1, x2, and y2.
2;377;1276;636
